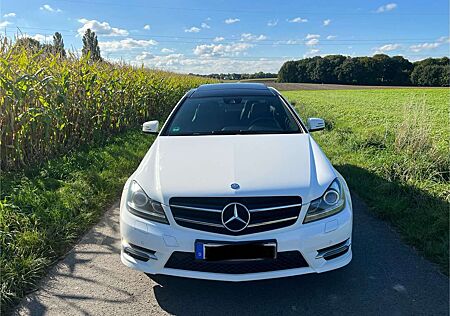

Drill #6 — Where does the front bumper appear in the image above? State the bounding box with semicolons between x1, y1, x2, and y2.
119;191;353;281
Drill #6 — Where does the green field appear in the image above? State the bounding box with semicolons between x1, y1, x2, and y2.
283;88;449;272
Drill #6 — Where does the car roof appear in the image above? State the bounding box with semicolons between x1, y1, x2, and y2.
189;83;276;98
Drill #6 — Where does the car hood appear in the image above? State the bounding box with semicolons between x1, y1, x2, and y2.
133;134;337;205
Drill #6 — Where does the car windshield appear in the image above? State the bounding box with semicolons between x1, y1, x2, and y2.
163;96;301;136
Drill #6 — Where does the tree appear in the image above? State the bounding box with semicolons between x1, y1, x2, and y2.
82;28;101;62
13;37;42;53
411;57;450;86
53;32;66;58
335;58;365;84
295;59;310;83
278;61;298;82
325;55;347;83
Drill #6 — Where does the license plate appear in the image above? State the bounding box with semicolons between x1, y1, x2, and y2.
195;240;277;261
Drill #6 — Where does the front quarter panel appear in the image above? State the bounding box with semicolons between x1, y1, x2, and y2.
306;135;338;203
133;138;164;203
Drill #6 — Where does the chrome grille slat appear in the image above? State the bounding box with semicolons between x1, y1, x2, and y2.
170;196;302;236
249;203;302;212
174;217;224;228
247;216;299;228
171;204;222;213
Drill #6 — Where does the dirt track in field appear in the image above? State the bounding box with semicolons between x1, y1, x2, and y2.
235;79;441;91
270;82;436;91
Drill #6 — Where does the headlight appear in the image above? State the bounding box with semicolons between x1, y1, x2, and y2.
303;178;345;223
126;181;169;224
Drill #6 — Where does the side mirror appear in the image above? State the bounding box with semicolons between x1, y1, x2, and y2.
307;118;325;132
142;120;159;134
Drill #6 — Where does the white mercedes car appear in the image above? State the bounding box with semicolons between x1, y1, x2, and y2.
120;83;352;281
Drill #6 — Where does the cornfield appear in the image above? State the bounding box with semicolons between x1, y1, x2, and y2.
0;38;214;171
0;37;215;312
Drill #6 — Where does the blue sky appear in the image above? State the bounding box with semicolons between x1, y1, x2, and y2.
1;0;449;73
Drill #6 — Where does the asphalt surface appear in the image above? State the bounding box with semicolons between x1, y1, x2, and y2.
15;196;449;316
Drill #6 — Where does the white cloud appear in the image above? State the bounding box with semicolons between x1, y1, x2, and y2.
224;18;240;24
77;18;128;37
99;38;157;52
373;43;401;53
3;13;16;18
376;3;397;13
403;55;423;62
185;26;201;33
303;49;320;58
143;24;150;30
409;36;450;53
40;4;62;12
0;21;11;27
213;36;225;42
31;33;51;42
267;19;278;27
201;22;210;29
409;42;441;52
323;19;331;26
306;38;319;46
287;17;308;23
240;33;267;42
273;39;302;45
326;35;337;40
193;42;253;57
306;34;320;39
133;52;287;74
408;36;450;52
14;33;52;43
161;48;175;53
135;51;154;61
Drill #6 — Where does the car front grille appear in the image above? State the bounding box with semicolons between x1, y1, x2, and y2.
165;251;308;274
169;196;302;235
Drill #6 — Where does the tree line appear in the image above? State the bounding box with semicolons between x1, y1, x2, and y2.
14;32;449;87
14;29;102;62
192;72;277;80
278;54;449;87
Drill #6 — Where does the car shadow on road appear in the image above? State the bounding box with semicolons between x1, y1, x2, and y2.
148;268;360;315
335;163;449;272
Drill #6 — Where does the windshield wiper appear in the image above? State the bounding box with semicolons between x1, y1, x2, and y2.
211;130;248;135
176;130;249;135
170;130;294;136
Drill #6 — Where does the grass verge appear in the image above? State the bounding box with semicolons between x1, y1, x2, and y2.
0;129;153;313
283;88;449;273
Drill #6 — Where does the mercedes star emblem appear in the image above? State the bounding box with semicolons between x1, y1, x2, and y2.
221;203;250;232
230;183;240;190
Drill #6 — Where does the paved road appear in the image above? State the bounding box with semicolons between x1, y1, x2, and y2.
15;196;449;316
